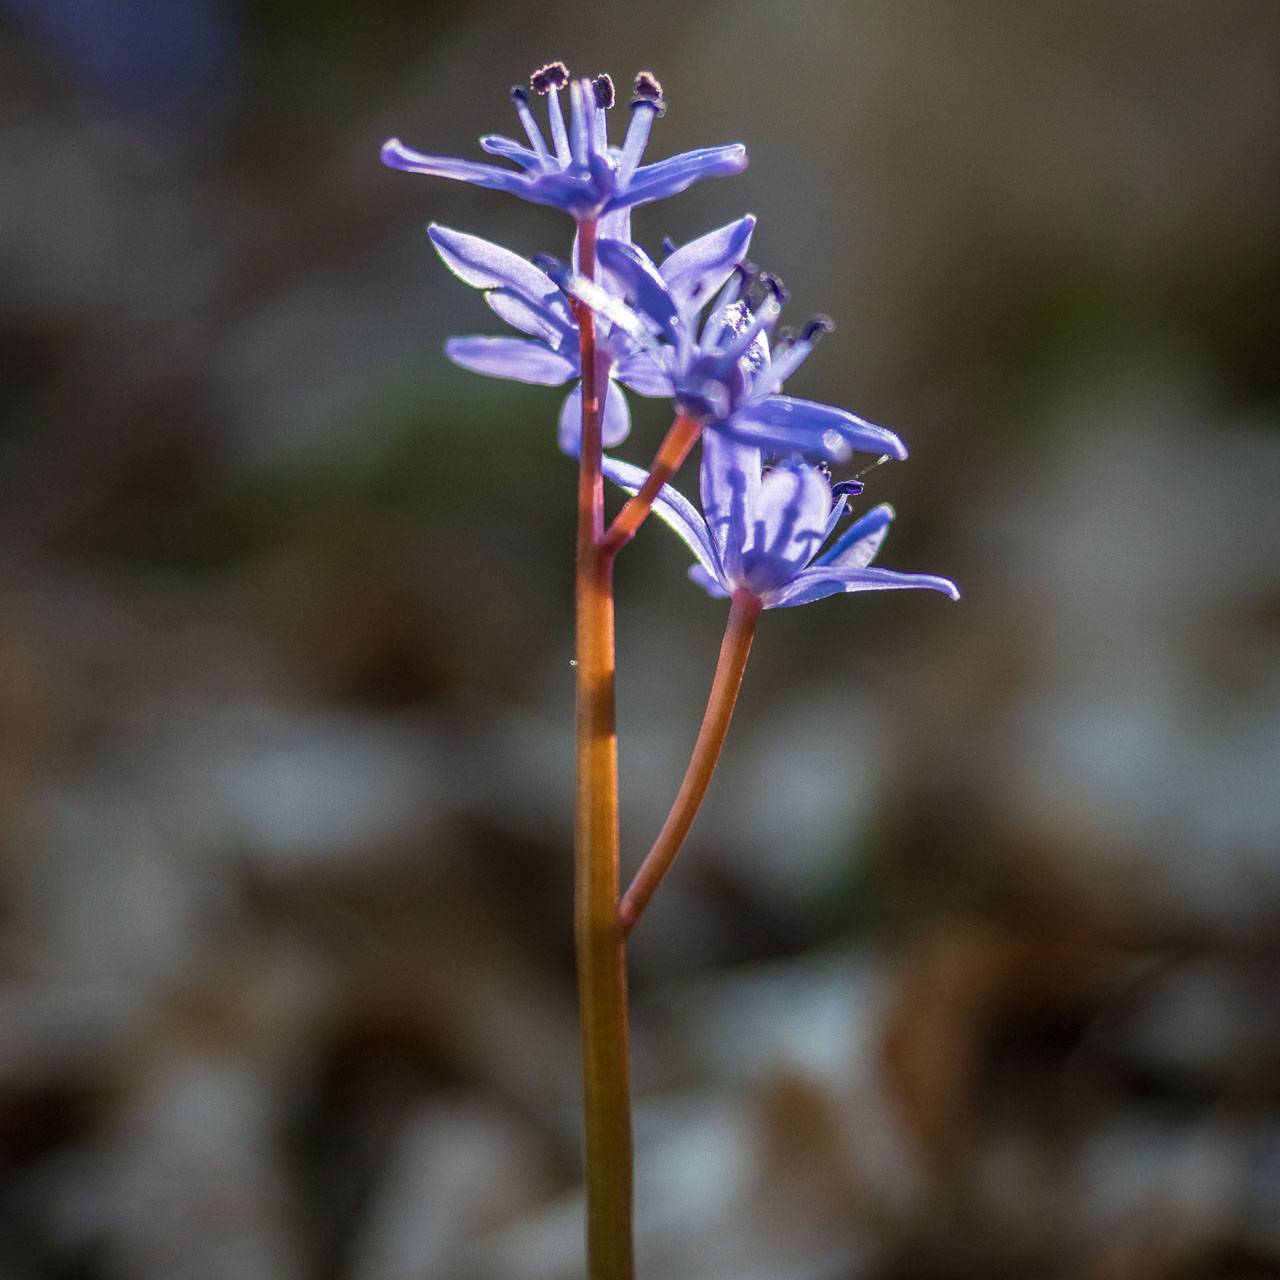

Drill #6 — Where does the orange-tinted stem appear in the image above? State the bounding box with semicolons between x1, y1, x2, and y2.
619;588;762;934
571;218;634;1280
600;413;702;557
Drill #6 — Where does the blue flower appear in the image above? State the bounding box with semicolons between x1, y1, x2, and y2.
603;432;959;608
563;237;909;465
428;216;773;456
426;224;656;454
382;64;747;222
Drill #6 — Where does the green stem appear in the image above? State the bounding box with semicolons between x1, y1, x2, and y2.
572;218;634;1279
619;588;762;935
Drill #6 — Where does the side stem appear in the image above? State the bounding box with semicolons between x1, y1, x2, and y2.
618;588;762;934
600;413;702;558
572;218;634;1280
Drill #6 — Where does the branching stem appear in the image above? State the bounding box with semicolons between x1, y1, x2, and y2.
600;413;702;557
619;588;762;934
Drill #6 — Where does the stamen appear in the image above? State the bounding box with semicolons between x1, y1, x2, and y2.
661;236;677;256
531;253;560;273
546;83;570;162
831;479;865;498
749;271;789;308
510;85;551;162
617;71;665;184
799;314;835;342
530;61;570;94
568;78;591;167
631;71;666;116
592;74;615;109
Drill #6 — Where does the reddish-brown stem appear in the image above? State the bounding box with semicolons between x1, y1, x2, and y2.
571;218;634;1280
600;413;702;557
619;588;762;934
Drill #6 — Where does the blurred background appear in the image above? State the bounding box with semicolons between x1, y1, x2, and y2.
1;1;1279;1276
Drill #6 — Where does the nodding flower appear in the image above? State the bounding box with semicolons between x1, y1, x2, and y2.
556;226;909;465
603;432;959;608
381;64;747;223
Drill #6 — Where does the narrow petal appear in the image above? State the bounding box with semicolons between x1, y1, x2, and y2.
601;457;722;580
727;395;908;464
479;134;541;169
816;502;894;568
428;225;570;319
699;431;761;580
688;564;730;599
738;462;831;595
601;377;631;447
485;287;577;349
769;565;960;608
659;215;756;319
617;144;749;208
381;139;531;195
445;336;577;385
597;204;632;244
596;240;680;340
558;384;584;456
614;349;673;397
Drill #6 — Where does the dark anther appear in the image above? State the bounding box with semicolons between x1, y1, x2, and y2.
531;253;560;273
732;259;757;287
592;74;615;109
631;70;666;116
531;61;570;94
749;270;788;307
800;314;835;342
775;326;798;345
661;236;677;256
831;479;866;498
814;460;832;481
509;85;530;104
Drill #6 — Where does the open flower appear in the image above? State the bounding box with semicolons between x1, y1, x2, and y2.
604;432;959;608
428;217;767;456
562;237;908;465
382;64;747;223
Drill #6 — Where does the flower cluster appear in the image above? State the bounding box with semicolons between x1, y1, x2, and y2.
383;63;957;612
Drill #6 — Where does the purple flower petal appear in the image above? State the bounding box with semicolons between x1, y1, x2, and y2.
688;564;730;599
601;377;631;448
479;134;541;169
485;287;576;349
596;240;680;341
557;379;633;456
427;225;570;320
770;566;961;609
738;462;832;596
601;456;722;579
445;336;577;385
381;139;531;196
699;432;761;581
659;215;756;318
815;502;894;569
614;349;673;398
727;395;908;464
620;144;749;208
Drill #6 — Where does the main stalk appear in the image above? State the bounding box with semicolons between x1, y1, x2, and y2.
572;218;634;1279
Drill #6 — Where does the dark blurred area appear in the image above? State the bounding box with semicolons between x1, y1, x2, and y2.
1;1;1278;1276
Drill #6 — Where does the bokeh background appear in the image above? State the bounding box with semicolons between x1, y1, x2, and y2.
2;1;1279;1277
